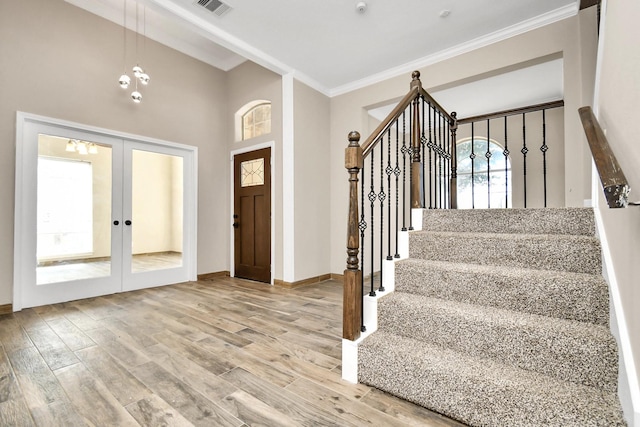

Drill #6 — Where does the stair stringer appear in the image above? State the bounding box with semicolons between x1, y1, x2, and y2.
341;209;423;384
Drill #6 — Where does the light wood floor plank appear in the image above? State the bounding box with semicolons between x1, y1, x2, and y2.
130;361;243;427
221;367;345;427
4;277;466;426
0;315;34;353
55;363;139;426
285;377;408;427
75;345;150;406
27;327;79;371
141;343;238;403
126;394;195;427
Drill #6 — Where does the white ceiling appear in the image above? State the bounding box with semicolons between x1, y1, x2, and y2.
67;0;577;98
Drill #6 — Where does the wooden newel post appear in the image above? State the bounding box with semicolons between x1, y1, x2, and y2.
450;111;458;209
410;71;424;209
343;131;363;341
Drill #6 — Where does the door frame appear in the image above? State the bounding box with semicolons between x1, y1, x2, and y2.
13;112;198;310
229;142;275;285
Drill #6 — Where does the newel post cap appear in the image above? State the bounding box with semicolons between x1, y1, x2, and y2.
345;131;363;169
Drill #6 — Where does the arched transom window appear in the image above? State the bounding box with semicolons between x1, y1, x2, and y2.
457;138;512;209
241;102;271;141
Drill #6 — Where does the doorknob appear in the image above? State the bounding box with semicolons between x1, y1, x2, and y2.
233;222;239;228
125;220;132;226
113;220;120;226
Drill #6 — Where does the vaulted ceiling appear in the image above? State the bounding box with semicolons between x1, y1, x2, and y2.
67;0;579;97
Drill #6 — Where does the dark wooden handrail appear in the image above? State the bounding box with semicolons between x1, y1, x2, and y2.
457;100;564;124
578;106;630;208
361;85;419;157
361;71;454;157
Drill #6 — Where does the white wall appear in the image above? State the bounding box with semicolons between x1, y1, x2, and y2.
593;0;640;422
293;79;331;281
0;0;228;304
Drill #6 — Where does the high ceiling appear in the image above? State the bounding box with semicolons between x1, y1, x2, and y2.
67;0;578;97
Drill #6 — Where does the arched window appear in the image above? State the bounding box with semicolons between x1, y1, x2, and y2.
457;138;512;209
241;102;271;140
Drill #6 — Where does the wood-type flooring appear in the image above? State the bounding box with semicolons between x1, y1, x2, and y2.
0;277;466;426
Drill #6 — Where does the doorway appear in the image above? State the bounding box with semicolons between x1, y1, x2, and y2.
14;114;197;310
233;147;271;283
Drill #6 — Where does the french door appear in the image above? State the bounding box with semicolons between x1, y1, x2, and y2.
14;114;197;310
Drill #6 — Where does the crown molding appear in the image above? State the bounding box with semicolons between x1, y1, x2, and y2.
328;3;579;97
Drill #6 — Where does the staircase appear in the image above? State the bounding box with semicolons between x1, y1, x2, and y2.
358;208;627;426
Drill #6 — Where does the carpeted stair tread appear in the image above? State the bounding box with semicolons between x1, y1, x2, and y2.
395;258;609;325
377;292;618;390
409;231;601;274
358;331;626;427
421;207;595;236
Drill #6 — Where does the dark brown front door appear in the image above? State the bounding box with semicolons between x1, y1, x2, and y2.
233;148;271;283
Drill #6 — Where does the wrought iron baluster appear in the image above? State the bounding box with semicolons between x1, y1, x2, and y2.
522;113;528;208
446;116;450;208
504;116;509;208
401;111;407;231
394;119;401;258
359;163;366;331
471;122;476;209
421;98;427;208
386;129;393;261
428;103;433;209
439;113;444;209
408;103;414;230
486;119;491;209
378;141;386;292
368;151;376;297
541;109;548;207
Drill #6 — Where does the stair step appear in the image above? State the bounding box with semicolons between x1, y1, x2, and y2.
377;293;618;390
421;207;595;236
409;231;602;274
395;259;609;325
359;331;625;427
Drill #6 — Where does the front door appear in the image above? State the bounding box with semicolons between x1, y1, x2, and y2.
233;148;271;283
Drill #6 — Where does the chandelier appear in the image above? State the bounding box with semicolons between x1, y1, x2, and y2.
118;0;150;103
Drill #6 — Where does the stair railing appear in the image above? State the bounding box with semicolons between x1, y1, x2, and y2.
343;71;569;341
578;106;630;208
456;100;564;209
343;71;457;341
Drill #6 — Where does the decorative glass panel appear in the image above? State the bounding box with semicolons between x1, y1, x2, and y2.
241;158;265;187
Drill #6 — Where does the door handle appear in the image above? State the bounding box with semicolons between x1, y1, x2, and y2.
113;220;120;226
125;220;132;226
233;222;239;228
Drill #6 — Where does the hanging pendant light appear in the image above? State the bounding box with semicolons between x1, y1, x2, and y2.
118;0;130;89
117;0;150;103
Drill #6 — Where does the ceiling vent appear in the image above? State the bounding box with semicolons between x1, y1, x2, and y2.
196;0;232;17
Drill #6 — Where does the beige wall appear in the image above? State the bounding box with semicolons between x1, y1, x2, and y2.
226;61;283;278
132;151;183;255
330;12;598;275
0;0;228;304
594;0;640;408
293;80;331;280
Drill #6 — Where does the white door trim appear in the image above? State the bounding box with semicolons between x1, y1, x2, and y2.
229;141;275;285
13;112;198;310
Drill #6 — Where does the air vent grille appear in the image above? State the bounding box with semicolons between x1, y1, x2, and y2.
196;0;231;17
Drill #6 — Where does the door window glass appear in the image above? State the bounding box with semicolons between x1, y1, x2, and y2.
36;134;112;285
240;158;265;187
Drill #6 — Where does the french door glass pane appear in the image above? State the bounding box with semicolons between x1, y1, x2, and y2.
36;134;112;285
131;150;183;273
